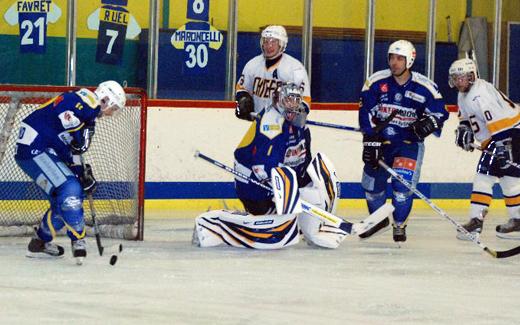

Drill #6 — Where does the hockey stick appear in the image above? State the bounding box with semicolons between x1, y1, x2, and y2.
79;155;104;256
470;143;520;170
306;120;360;132
194;151;389;235
307;110;398;134
378;160;520;258
79;155;123;265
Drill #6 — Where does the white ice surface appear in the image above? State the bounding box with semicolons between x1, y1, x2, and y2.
1;210;520;324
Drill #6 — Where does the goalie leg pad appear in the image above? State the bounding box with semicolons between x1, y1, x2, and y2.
355;203;395;239
305;152;340;213
297;212;347;249
194;210;300;249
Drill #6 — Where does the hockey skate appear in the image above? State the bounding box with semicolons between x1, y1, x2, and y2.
496;218;520;240
456;218;483;241
71;239;87;265
393;225;407;242
26;237;65;258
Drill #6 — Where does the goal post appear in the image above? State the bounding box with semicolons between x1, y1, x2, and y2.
0;84;147;240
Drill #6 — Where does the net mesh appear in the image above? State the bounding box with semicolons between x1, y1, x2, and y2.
0;87;145;240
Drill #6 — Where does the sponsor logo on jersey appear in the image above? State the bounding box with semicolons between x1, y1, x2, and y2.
394;93;402;102
254;219;274;226
262;124;280;131
393;157;416;171
284;140;306;168
378;104;418;127
58;110;81;129
405;90;426;103
380;83;389;93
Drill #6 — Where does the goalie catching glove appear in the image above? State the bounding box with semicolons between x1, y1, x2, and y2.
362;134;383;168
411;115;440;139
455;121;474;151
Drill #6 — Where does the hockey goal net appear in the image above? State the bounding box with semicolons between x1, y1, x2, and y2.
0;85;146;240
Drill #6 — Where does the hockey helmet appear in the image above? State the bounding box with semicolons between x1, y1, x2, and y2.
388;40;416;69
448;58;477;88
273;82;306;126
95;80;126;113
260;25;288;58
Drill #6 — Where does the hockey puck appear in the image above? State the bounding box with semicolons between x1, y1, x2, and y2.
109;255;118;265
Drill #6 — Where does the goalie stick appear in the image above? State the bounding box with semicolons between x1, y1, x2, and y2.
378;160;520;258
194;151;389;235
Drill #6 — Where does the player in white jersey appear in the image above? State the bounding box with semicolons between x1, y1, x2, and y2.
234;25;311;121
449;58;520;240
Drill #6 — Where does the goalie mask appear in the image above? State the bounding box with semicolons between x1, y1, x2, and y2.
388;40;416;69
95;80;126;115
260;25;288;59
448;58;477;91
273;82;306;127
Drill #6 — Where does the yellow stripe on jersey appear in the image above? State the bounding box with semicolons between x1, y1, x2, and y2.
37;96;59;110
236;120;257;149
67;122;85;133
488;113;520;135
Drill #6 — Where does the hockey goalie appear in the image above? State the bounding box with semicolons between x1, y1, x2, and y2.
193;82;393;249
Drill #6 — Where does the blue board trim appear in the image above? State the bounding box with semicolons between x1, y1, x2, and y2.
0;181;507;200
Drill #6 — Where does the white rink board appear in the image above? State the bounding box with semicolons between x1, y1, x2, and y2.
145;107;478;183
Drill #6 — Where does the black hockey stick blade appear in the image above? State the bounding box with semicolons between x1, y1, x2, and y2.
485;245;520;259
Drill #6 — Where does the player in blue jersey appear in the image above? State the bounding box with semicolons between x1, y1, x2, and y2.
16;81;126;263
358;40;448;242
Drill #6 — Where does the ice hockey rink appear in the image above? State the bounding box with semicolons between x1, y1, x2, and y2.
1;208;520;324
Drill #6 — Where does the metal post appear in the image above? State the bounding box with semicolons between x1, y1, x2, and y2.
425;0;437;79
147;0;159;98
302;0;313;82
364;0;376;80
65;0;77;86
492;0;502;87
225;0;238;100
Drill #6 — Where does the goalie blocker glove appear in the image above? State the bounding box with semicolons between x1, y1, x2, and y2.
455;121;474;151
411;114;440;139
235;92;255;121
362;134;383;168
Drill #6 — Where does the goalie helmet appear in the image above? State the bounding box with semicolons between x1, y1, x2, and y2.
273;82;306;126
260;25;288;58
448;58;477;88
95;80;126;113
388;40;416;69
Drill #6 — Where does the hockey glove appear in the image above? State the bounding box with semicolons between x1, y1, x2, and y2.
455;121;474;151
494;138;513;170
362;134;383;168
411;115;440;139
235;92;255;121
70;124;95;154
80;163;97;193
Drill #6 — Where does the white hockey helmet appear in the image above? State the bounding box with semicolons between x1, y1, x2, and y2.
95;80;126;112
448;58;477;88
388;40;416;69
260;25;288;57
